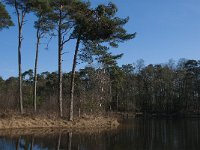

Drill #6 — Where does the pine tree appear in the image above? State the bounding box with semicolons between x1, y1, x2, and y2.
48;0;76;117
68;2;136;121
5;0;32;114
31;0;53;112
0;2;13;30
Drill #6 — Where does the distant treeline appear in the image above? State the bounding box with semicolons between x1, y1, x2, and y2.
1;58;200;115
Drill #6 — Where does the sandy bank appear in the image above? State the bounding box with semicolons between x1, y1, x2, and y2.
0;115;119;130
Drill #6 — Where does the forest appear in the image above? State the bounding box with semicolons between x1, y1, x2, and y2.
1;57;200;117
1;0;199;121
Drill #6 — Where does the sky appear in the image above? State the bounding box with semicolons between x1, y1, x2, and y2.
1;0;200;79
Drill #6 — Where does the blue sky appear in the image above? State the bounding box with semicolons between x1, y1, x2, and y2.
1;0;200;79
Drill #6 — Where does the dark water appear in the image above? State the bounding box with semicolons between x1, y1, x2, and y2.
0;118;200;150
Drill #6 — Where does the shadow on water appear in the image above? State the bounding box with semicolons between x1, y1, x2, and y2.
0;118;200;150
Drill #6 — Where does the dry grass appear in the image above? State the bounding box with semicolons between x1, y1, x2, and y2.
0;112;119;132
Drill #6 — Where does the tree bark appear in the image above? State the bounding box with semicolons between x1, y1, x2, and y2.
15;0;25;114
58;8;63;117
116;92;119;111
33;25;40;112
109;80;112;111
69;36;80;121
18;24;23;114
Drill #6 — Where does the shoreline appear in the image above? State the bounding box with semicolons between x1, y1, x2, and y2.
134;112;200;118
0;115;119;131
117;112;200;119
0;127;116;137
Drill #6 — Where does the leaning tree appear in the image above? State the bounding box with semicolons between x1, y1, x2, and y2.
68;2;136;121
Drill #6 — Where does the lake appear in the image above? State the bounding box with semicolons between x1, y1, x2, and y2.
0;118;200;150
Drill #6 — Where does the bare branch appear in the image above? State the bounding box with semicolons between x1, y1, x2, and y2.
61;51;68;55
62;37;73;46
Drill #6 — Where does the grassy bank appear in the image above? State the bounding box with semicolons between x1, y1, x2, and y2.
0;112;119;130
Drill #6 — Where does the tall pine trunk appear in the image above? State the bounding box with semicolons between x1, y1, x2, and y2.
15;0;25;114
33;26;40;112
69;36;80;121
18;24;23;114
58;8;63;117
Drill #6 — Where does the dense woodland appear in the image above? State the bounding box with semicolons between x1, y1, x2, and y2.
0;0;199;119
1;58;200;116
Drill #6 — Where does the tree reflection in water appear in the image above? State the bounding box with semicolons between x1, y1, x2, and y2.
0;118;200;150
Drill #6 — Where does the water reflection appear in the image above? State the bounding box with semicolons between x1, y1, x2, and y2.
0;118;200;150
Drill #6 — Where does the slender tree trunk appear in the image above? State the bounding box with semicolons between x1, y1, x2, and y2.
116;91;119;111
69;37;80;121
109;80;112;111
33;25;40;112
58;8;63;117
78;107;81;118
15;1;25;114
100;68;106;108
18;25;23;114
